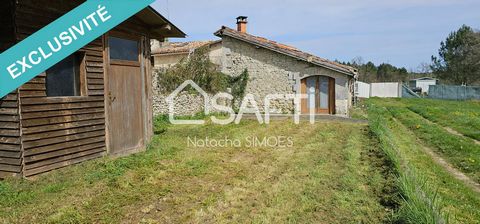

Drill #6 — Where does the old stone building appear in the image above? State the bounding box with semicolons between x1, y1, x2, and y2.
153;17;358;116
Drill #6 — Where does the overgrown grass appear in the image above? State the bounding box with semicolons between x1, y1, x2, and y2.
388;107;480;182
0;119;392;223
366;104;449;223
407;102;480;141
365;98;480;223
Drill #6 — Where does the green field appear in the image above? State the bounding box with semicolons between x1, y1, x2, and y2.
1;98;479;223
405;99;480;141
363;98;480;223
0;120;394;223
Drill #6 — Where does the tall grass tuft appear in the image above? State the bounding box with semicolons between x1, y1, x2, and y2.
367;104;449;224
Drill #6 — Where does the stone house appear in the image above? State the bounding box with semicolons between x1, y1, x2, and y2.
153;17;358;116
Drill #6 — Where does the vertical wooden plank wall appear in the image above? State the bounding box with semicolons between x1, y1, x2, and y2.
0;0;22;178
15;0;106;177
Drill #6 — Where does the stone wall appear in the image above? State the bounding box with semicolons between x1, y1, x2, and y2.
153;92;209;116
152;69;205;116
151;37;355;116
219;36;354;116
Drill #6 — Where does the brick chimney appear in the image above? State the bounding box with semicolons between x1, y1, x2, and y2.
236;16;248;33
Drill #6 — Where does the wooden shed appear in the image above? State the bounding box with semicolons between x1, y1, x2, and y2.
0;0;185;178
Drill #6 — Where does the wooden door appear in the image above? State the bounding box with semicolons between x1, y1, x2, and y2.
106;34;145;154
300;76;335;114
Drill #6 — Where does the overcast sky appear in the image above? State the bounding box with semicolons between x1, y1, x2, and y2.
151;0;480;71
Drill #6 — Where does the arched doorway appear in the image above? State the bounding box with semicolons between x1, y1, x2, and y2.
300;76;335;114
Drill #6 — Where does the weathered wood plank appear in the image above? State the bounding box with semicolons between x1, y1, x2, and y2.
20;90;46;98
21;107;105;120
0;122;19;129
86;67;104;73
21;96;104;105
86;55;103;63
86;61;103;68
24;142;105;163
20;83;46;91
0;136;21;145
0;144;20;152
82;46;103;53
28;77;46;84
0;164;21;173
24;136;105;156
0;115;19;122
25;147;105;170
88;90;105;96
87;79;104;84
25;152;104;177
22;118;105;135
0;108;18;115
0;129;20;137
87;73;104;79
22;124;105;142
0;157;22;166
23;130;105;149
0;150;21;159
2;94;18;101
88;85;104;90
22;101;104;112
86;50;103;57
22;112;105;127
0;101;18;108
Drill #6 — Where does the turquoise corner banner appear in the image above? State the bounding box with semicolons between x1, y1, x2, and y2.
0;0;155;98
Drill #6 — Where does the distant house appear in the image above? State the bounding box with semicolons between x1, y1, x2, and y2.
409;77;439;94
153;16;358;116
0;0;185;178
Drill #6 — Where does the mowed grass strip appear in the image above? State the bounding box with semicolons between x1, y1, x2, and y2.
366;102;480;223
405;100;480;141
387;106;480;183
0;120;392;223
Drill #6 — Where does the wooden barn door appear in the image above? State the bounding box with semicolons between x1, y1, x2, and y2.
300;76;335;114
106;34;145;155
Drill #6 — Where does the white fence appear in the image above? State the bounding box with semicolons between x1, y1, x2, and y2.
355;81;402;98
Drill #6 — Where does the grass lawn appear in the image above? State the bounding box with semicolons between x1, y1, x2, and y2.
368;98;480;182
406;99;480;141
365;98;480;223
0;120;394;223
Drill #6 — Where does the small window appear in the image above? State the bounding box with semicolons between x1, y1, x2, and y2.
46;53;83;97
109;37;139;61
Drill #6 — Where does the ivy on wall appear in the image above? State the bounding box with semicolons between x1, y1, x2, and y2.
157;46;249;105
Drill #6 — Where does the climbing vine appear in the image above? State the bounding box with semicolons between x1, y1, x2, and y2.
228;69;249;107
156;46;249;103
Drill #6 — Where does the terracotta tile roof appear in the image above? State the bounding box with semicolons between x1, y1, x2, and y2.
152;40;220;55
214;26;357;76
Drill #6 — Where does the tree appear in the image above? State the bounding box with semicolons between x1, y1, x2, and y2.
431;25;480;85
416;62;433;74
